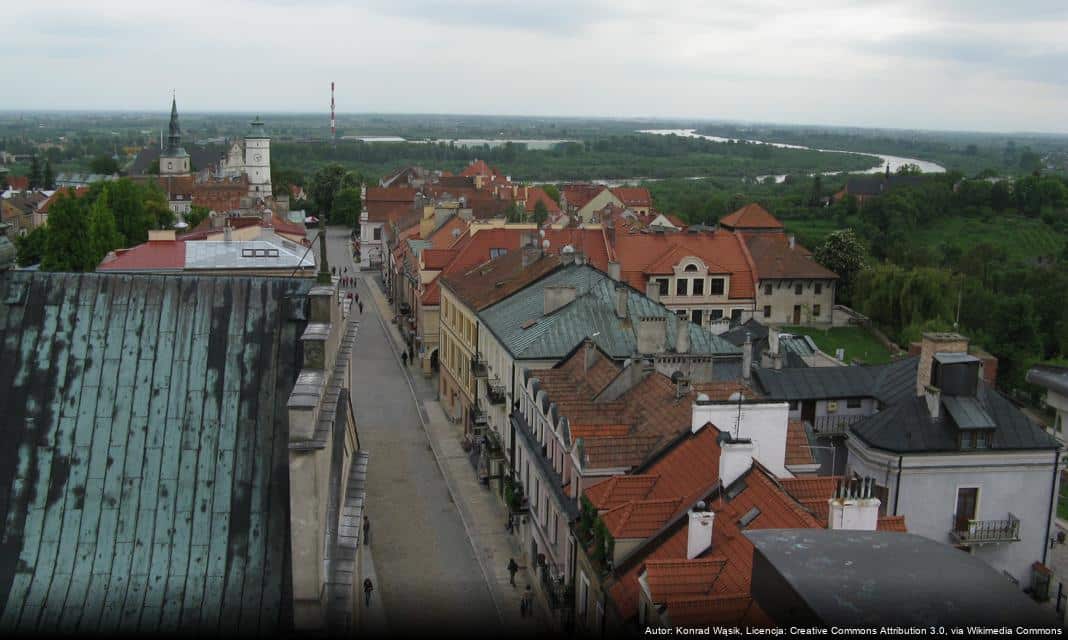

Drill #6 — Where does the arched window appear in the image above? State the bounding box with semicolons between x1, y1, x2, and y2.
684;263;699;272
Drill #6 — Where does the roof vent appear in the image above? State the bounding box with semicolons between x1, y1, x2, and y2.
696;392;710;402
728;391;745;402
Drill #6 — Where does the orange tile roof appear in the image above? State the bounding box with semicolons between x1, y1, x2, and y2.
602;498;684;538
878;515;908;532
561;184;608;210
366;186;418;202
742;232;839;280
785;420;817;467
778;477;840;503
569;424;631;440
611;187;652;208
719;203;784;230
442;249;563;311
422;248;457;270
427;215;469;249
524;186;562;214
612;230;756;299
645;558;725;600
6;176;29;191
421;278;441;306
584;476;661;510
460;159;502;178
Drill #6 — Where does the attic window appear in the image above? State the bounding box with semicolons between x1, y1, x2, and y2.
725;478;747;500
738;507;761;529
241;248;279;258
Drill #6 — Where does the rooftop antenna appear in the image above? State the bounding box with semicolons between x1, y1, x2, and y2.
330;81;336;147
954;275;964;329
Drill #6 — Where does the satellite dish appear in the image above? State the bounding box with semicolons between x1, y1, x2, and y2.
562;244;575;254
728;391;745;402
696;393;710;402
542;239;550;250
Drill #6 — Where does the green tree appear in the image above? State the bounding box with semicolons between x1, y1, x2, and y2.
85;187;122;269
42;160;55;189
814;229;867;304
146;159;160;175
542;183;560;204
532;200;549;226
28;155;42;190
41;190;92;271
896;163;922;176
505;202;525;223
332;187;363;227
90;178;171;244
185;205;210;230
89;155;120;175
15;226;48;266
309;163;347;220
808;174;823;206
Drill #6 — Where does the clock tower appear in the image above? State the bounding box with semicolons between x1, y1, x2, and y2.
245;115;272;200
160;96;190;176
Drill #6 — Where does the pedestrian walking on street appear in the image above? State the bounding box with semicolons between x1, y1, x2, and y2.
363;578;374;607
355;292;360;304
358;301;363;314
507;558;519;587
401;351;409;367
363;516;370;545
408;346;414;364
522;585;533;617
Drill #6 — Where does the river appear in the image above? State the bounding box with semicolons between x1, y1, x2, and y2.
638;128;946;183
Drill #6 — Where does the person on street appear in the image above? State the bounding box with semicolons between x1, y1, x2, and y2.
507;558;519;587
408;346;414;365
358;301;363;314
363;578;374;607
522;585;533;617
363;516;370;545
401;351;408;367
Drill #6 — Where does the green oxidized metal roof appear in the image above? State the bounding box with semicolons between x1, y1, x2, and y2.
0;271;311;634
479;264;741;361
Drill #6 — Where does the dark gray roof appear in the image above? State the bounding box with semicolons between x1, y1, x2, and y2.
851;384;1059;453
0;271;312;634
747;529;1055;627
753;356;918;403
128;144;226;176
1028;364;1068;397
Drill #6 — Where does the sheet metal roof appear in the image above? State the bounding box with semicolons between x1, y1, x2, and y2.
0;271;311;634
941;394;996;430
753;356;918;403
184;236;314;271
1028;364;1068;397
747;529;1055;627
479;264;740;361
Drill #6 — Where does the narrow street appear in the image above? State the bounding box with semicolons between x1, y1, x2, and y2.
323;227;501;633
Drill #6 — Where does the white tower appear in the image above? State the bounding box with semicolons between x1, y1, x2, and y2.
245;115;272;199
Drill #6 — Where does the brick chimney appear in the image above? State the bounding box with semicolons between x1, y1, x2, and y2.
742;333;752;382
675;317;691;354
916;332;968;397
686;502;715;560
636;316;667;355
614;282;628;319
645;280;660;302
607;261;621;282
828;477;881;531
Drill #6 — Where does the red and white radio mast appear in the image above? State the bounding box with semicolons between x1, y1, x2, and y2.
330;81;336;145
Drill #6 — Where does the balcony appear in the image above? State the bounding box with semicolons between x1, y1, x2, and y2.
810;414;867;436
487;382;506;405
471;354;488;378
951;513;1021;545
472;408;489;426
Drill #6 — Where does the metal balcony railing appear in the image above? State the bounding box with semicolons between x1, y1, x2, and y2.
951;513;1021;545
811;414;867;436
472;408;489;426
471;354;488;378
487;382;506;405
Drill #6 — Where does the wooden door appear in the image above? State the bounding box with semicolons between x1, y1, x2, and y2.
955;487;978;532
793;304;802;324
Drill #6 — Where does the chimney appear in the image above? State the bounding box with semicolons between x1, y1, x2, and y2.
211;213;225;229
916;332;969;397
924;384;941;418
607;261;621;282
675;375;691;399
560;247;576;266
788;234;796;250
223;224;232;243
675;318;691;354
742;333;752;381
148;229;176;242
636;317;667;355
645;280;660;303
718;435;754;488
686;503;715;560
544;285;577;315
614;283;628;319
584;338;597;375
828;477;881;531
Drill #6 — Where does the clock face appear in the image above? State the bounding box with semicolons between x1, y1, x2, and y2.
254;153;262;162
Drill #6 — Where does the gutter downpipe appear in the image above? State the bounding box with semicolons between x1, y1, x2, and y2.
1043;451;1061;566
893;455;903;516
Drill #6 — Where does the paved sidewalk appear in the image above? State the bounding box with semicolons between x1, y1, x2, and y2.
358;542;389;634
362;273;549;633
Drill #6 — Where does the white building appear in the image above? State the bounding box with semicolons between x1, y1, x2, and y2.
245;116;272;200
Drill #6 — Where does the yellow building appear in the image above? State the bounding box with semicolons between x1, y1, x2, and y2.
439;285;479;433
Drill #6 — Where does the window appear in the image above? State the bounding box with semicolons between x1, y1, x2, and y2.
763;305;771;318
675;309;687;319
764;283;772;296
657;278;669;295
813;304;821;317
691;309;702;325
373;227;382;240
815;282;823;294
709;309;723;320
795;283;803;295
731;308;743;322
684;263;698;272
692;279;704;296
676;278;687;296
489;248;507;259
709;278;725;295
975;431;989;449
960;430;974;449
847;398;862;409
788;400;799;411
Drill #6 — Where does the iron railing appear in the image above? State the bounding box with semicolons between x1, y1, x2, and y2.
487;382;506;405
471;354;488;378
811;414;867;436
951;513;1021;545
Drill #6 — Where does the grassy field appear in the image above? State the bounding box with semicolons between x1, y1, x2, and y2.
782;325;894;365
784;214;1064;263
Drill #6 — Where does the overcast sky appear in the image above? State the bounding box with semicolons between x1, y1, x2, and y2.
6;0;1068;133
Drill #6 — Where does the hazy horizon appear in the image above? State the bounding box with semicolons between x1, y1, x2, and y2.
6;1;1068;134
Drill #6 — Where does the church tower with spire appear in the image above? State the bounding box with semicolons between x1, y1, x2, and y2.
160;95;190;176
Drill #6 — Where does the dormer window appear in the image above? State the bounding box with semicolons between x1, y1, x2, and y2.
684;263;699;272
709;278;725;296
959;429;990;450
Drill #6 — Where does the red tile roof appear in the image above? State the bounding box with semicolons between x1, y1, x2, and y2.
585;476;661;510
602;498;684;538
611;187;652;208
524;186;562;214
97;239;186;272
460;159;502;178
785;420;817;467
561;184;608;210
366;186;418;203
421;248;458;270
427;215;469;249
719;203;784;230
878;515;907;532
742;232;839;281
6;176;29;191
613;230;756;299
39;187;90;213
442;249;563;311
421;279;441;306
